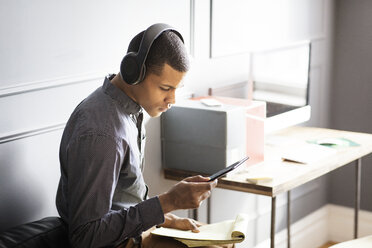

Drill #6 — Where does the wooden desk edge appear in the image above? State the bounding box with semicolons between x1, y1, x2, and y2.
163;168;273;197
163;127;372;198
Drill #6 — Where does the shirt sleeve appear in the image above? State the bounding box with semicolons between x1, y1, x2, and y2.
65;133;164;248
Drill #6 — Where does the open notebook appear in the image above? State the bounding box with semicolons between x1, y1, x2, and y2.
151;213;249;247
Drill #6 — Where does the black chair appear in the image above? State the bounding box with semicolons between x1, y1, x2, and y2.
0;217;70;248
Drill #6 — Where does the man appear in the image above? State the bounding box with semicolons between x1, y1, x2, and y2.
56;24;231;248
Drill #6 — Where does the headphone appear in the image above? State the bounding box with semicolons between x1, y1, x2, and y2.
120;23;184;85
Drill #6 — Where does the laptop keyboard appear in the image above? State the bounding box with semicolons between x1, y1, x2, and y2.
266;102;299;117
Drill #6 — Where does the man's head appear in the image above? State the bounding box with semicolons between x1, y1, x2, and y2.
125;26;189;81
114;25;189;117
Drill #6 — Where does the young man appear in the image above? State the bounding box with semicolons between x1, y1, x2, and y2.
56;24;231;248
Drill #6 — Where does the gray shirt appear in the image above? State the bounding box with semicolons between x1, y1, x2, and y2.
56;75;164;248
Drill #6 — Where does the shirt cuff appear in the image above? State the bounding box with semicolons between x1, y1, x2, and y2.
137;196;165;231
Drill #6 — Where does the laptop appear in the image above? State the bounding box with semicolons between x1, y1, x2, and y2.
251;41;311;132
252;41;311;113
208;41;311;133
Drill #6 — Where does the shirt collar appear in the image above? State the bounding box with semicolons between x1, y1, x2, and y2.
102;75;142;116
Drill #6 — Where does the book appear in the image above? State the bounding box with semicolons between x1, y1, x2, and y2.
151;213;249;247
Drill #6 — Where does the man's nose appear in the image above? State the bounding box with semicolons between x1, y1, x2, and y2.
166;90;176;105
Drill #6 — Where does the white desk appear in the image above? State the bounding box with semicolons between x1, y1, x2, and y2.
164;126;372;248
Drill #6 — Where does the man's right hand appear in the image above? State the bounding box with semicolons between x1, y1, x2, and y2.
158;175;217;213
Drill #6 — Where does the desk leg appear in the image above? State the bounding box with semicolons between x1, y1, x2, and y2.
193;209;198;221
287;191;291;248
354;158;361;239
271;197;276;248
207;196;211;224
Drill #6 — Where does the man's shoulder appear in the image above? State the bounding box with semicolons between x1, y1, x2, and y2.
65;89;132;144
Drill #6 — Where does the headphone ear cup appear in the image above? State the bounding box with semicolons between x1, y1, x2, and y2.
138;64;146;83
120;52;141;85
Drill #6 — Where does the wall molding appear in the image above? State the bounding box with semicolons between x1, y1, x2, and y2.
189;0;196;57
209;0;213;58
0;73;105;143
0;123;66;144
255;204;329;248
0;72;104;98
253;204;372;248
328;204;372;243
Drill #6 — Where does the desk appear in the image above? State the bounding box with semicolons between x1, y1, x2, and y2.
163;126;372;248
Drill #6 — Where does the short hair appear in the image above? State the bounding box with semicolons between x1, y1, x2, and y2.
127;29;189;76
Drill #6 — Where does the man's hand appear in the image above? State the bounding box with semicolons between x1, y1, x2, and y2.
158;175;217;213
159;213;202;233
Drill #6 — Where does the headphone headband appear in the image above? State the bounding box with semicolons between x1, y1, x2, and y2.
120;23;184;85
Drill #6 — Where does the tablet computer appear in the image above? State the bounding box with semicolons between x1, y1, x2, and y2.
208;156;249;181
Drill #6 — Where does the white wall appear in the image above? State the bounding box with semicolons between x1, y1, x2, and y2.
0;0;335;247
0;0;191;231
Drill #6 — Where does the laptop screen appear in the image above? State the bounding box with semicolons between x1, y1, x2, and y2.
251;41;311;110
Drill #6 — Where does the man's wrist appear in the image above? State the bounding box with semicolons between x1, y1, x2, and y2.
158;193;174;213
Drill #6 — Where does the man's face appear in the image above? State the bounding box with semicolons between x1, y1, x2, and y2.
134;63;186;117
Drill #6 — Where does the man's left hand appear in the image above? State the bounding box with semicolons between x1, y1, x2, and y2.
158;213;202;233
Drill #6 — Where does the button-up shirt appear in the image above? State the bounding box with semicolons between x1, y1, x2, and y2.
56;75;164;248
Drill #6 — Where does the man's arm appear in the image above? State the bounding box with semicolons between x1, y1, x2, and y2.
64;134;164;248
158;175;217;213
158;175;217;232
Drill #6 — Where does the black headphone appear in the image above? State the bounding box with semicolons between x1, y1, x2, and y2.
120;23;184;85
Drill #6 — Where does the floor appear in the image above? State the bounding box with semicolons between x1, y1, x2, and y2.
318;241;338;248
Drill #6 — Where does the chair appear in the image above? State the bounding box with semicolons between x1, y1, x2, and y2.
0;217;70;248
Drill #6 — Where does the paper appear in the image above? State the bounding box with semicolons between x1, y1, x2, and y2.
246;175;273;184
281;143;337;164
151;213;248;247
200;98;222;107
232;162;278;184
